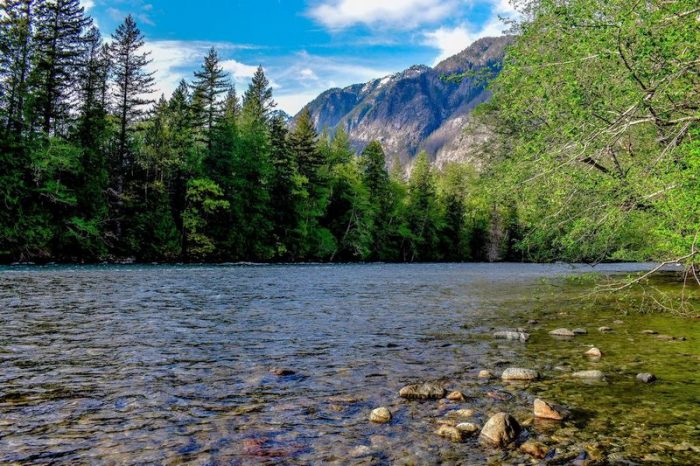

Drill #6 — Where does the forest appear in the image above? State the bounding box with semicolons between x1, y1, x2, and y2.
0;0;697;268
0;1;488;264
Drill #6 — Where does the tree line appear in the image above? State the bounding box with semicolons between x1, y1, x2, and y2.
0;1;501;263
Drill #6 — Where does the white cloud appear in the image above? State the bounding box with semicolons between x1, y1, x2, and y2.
80;0;95;10
308;0;459;30
143;40;258;100
299;68;319;80
275;92;327;116
423;26;475;65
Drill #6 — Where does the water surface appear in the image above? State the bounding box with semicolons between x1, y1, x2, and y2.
0;263;697;464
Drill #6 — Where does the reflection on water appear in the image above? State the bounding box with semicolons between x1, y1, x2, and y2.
0;263;697;464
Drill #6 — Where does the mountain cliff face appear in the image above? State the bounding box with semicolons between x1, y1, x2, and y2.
299;36;512;168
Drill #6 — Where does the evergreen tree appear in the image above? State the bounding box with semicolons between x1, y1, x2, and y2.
191;48;229;155
31;0;91;135
405;152;441;261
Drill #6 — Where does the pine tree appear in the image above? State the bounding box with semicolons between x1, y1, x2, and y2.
109;15;155;180
405;152;441;261
0;0;36;136
242;65;275;123
191;48;229;155
290;107;323;182
31;0;91;135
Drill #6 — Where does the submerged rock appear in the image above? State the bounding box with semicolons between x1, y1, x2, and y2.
520;440;548;459
501;367;540;381
636;373;657;383
369;407;392;423
456;422;480;435
493;331;530;342
270;368;296;376
572;370;605;380
399;382;446;400
478;370;495;379
534;399;569;421
598;327;613;333
549;328;576;337
584;347;602;359
436;425;465;442
447;391;466;402
451;408;475;418
479;412;521;447
641;330;658;335
572;328;588;335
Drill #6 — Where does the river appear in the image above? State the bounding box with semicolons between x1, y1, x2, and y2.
0;263;698;464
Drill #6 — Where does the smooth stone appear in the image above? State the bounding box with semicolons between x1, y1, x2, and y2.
520;440;548;459
534;399;569;421
598;327;613;333
436;425;465;442
572;370;605;380
369;407;392;423
493;331;530;342
636;373;657;383
399;382;446;400
270;368;295;376
447;391;466;402
478;370;494;379
549;328;576;337
479;412;521;447
501;367;540;381
456;422;480;435
572;328;588;335
451;408;475;418
584;347;602;358
641;330;658;335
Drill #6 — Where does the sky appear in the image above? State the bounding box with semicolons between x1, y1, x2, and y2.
81;0;518;115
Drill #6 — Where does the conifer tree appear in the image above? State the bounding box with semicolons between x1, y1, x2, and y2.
191;48;229;155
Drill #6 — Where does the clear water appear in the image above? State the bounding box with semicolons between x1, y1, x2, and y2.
0;263;697;464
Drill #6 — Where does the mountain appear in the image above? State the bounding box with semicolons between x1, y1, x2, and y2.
299;36;512;168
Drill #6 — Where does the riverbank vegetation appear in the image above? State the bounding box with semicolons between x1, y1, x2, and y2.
0;0;697;271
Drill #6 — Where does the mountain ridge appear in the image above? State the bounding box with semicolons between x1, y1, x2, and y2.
297;36;513;167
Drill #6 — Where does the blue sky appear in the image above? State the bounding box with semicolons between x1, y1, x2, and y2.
81;0;517;114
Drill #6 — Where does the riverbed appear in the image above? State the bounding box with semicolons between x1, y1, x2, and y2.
0;263;698;464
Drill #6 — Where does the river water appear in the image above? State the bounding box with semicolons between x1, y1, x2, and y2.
0;263;698;464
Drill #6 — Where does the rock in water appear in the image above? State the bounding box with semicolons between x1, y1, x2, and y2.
447;391;466;402
270;368;295;376
585;347;602;358
399;382;446;400
478;370;494;379
549;328;576;337
479;413;521;447
641;330;658;335
573;328;588;335
456;422;480;435
493;331;530;342
501;368;540;381
598;326;613;333
520;440;548;459
636;373;657;383
436;425;465;442
534;399;569;421
369;407;392;423
572;370;605;380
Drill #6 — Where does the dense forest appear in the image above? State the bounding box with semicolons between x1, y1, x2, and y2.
0;0;697;267
0;1;492;264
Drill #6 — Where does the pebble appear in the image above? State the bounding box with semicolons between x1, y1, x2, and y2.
534;399;569;421
520;440;548;459
369;407;392;423
501;367;540;381
451;408;475;418
549;328;576;337
479;412;522;447
572;370;605;380
584;347;602;359
493;331;530;342
636;373;657;383
436;425;465;442
456;422;480;435
641;330;658;335
399;382;446;400
446;391;466;402
572;328;588;335
478;370;494;379
598;327;613;333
